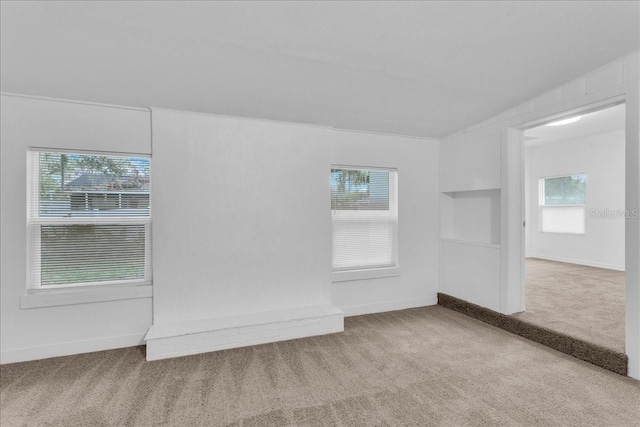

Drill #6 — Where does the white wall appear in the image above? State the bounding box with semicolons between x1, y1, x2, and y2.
1;97;440;363
0;94;153;364
147;110;439;358
150;109;440;322
331;130;440;315
438;133;503;312
150;109;335;325
526;130;625;270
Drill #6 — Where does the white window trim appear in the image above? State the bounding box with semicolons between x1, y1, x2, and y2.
331;165;399;282
20;283;152;309
332;266;401;283
26;149;153;297
538;174;586;235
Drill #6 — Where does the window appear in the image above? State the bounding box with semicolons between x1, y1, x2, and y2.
539;174;586;234
27;150;151;289
331;166;398;276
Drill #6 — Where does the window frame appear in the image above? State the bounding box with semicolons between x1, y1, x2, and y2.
538;173;586;235
26;148;152;292
330;165;400;282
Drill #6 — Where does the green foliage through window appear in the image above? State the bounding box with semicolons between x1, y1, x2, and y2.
543;174;586;205
40;224;146;286
37;152;150;217
331;169;389;210
30;151;151;288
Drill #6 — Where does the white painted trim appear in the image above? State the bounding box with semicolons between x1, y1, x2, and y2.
145;305;344;361
0;92;150;112
520;97;625;131
624;79;640;380
441;185;501;193
27;146;152;158
149;107;441;141
440;238;500;250
504;78;638;378
501;128;525;315
0;333;146;365
340;295;437;317
446;90;629;144
145;304;343;340
527;255;625;272
332;266;401;283
31;217;151;226
20;284;153;309
331;126;440;142
150;106;333;130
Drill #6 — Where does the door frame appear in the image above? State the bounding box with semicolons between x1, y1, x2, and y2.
501;85;640;379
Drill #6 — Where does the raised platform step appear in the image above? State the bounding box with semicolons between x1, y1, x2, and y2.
145;304;344;361
437;293;628;376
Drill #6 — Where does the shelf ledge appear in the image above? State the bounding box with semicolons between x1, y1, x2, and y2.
440;238;501;250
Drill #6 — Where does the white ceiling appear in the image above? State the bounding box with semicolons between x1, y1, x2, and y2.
524;103;626;147
1;1;638;138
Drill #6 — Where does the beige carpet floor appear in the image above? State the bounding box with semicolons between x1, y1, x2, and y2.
1;306;639;427
513;258;625;352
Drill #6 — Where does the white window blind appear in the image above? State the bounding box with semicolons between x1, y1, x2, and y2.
539;174;586;234
27;150;151;288
331;167;398;271
540;206;585;234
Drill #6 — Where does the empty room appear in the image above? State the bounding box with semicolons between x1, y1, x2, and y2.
516;103;627;363
1;2;639;426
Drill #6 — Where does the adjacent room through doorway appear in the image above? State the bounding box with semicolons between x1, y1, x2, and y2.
517;103;626;354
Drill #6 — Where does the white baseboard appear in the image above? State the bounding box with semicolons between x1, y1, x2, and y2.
340;295;438;317
0;333;146;365
527;254;625;271
145;304;344;361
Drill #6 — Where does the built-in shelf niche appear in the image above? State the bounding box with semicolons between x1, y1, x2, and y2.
441;188;501;247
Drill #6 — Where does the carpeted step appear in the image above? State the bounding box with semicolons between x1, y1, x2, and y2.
437;293;628;376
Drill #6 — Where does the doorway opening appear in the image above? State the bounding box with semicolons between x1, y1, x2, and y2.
515;102;626;354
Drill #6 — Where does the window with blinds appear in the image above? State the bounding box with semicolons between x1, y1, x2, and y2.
539;174;586;234
331;166;398;271
27;150;151;288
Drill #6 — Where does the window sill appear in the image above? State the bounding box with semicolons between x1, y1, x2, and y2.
20;283;152;309
538;231;586;236
332;267;400;283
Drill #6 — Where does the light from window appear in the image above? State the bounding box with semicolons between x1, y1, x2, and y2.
539;174;586;234
331;167;398;271
27;151;151;288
